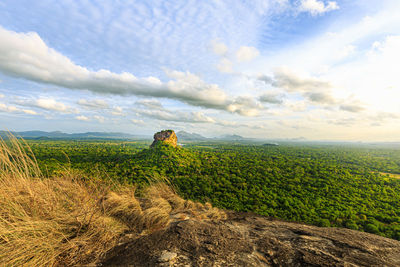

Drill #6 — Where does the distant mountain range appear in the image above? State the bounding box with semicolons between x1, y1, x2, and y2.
1;130;252;142
176;131;208;141
176;131;248;141
217;134;246;141
0;131;144;140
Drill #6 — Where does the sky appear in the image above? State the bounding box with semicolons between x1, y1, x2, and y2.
0;0;399;141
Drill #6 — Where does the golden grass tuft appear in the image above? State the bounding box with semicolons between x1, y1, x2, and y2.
0;136;127;266
0;134;226;266
143;183;227;221
102;189;143;230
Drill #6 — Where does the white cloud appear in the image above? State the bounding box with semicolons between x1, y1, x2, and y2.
336;45;355;60
2;2;398;141
217;58;233;73
369;112;399;123
131;119;145;125
76;115;90;121
286;101;308;112
77;99;109;109
328;117;356;127
327;35;400;114
260;68;339;105
0;26;260;116
137;108;215;124
0;93;4;98
299;0;339;16
111;106;124;116
134;100;216;123
215;120;266;130
269;68;333;93
304;92;336;104
235;46;259;62
135;99;164;109
259;93;284;104
226;96;264;116
216;120;239;127
35;98;74;113
15;97;77;114
252;3;400;130
340;104;365;113
210;40;228;56
22;109;38;115
0;102;37;115
0;104;18;113
93;115;105;123
164;69;227;107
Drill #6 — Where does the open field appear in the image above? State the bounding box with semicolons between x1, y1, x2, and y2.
379;172;400;179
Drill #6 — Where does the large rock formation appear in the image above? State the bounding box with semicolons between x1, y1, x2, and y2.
100;212;400;266
151;130;178;148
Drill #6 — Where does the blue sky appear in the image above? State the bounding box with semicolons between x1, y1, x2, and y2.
0;0;399;141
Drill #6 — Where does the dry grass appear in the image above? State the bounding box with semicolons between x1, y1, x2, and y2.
0;135;225;266
143;183;227;221
0;136;127;266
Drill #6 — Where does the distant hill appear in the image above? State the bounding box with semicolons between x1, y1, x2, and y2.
0;130;254;142
263;142;279;146
176;131;208;141
0;131;144;140
217;134;246;141
176;131;251;142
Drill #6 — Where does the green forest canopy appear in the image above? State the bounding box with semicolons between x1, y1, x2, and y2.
26;139;400;240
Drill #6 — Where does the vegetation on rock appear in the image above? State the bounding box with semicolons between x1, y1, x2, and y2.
150;130;177;148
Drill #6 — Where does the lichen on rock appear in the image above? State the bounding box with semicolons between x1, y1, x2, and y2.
151;130;178;148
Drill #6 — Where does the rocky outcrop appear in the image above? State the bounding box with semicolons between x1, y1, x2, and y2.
100;212;400;266
151;130;178;148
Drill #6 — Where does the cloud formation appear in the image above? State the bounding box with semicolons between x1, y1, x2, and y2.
226;96;264;116
259;93;284;104
210;40;228;56
134;99;215;123
217;58;233;73
259;68;338;105
0;27;261;116
131;119;145;125
77;99;109;109
299;0;339;16
1;1;399;141
93;115;105;123
16;98;76;113
111;106;124;116
75;115;89;121
235;46;260;62
0;103;37;115
328;117;356;126
135;99;165;110
340;104;365;113
269;68;332;93
304;92;336;104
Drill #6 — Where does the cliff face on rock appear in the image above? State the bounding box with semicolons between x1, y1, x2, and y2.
151;130;178;148
100;211;400;267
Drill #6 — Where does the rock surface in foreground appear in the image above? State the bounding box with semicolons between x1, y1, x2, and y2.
100;212;400;266
151;130;178;148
